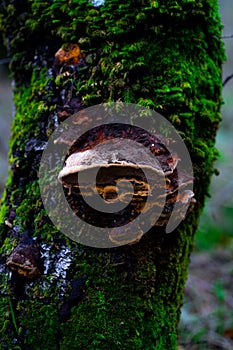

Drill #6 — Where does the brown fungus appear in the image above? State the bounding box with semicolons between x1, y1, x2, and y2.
58;124;195;245
6;232;42;278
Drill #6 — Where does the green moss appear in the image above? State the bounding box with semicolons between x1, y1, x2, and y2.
0;201;9;245
17;301;60;349
58;224;195;350
0;170;16;241
0;237;17;256
0;298;17;350
0;65;58;236
60;258;173;349
9;68;51;152
34;209;60;241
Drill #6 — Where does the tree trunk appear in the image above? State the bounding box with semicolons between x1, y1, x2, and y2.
0;1;224;349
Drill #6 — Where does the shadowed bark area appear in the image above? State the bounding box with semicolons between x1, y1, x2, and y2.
0;1;224;349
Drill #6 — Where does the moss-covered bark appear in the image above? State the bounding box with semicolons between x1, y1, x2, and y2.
0;1;224;349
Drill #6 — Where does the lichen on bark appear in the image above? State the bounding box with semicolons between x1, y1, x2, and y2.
0;0;225;349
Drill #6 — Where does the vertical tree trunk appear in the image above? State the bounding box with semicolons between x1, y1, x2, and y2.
0;1;224;349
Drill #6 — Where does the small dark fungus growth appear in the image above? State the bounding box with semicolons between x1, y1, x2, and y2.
6;232;42;278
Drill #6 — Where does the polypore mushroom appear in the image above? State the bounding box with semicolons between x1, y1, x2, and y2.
58;124;194;245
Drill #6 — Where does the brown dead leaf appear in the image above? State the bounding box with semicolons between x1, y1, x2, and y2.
55;43;84;64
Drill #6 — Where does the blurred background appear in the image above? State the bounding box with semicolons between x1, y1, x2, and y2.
0;1;232;349
194;0;233;252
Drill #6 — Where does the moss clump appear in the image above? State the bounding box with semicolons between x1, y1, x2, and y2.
0;201;9;245
17;301;60;349
0;298;17;350
9;68;51;152
0;66;60;241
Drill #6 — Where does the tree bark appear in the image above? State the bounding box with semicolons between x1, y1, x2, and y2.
0;1;224;349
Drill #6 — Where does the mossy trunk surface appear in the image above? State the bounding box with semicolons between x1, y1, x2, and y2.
0;1;224;349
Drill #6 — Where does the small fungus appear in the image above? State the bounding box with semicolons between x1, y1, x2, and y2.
55;43;84;65
6;232;42;278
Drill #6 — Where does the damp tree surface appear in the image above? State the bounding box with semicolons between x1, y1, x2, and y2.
0;1;224;349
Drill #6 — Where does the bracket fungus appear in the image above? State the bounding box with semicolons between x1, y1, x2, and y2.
6;232;42;278
58;124;195;246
